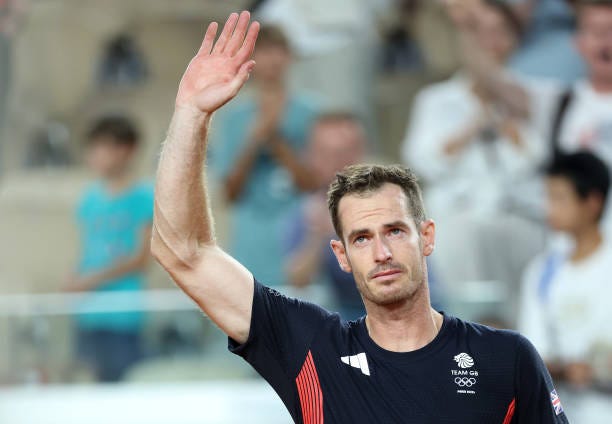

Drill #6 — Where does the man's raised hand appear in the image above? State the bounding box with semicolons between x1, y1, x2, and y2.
175;11;260;113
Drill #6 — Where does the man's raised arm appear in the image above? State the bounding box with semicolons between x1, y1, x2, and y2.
152;12;260;344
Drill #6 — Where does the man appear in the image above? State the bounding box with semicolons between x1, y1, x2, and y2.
284;112;366;320
519;152;612;398
211;24;319;287
152;11;568;422
68;115;153;382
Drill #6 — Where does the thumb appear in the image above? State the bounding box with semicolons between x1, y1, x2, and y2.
228;60;256;97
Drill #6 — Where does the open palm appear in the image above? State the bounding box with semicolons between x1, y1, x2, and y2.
176;11;260;113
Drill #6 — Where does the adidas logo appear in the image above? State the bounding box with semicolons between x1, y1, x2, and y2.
340;352;370;376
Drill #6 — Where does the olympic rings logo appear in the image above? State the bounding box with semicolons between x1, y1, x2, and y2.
454;377;477;387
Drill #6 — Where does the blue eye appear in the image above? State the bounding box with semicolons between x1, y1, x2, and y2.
390;228;402;235
355;236;367;244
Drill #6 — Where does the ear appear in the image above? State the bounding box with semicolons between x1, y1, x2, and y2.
330;239;352;273
585;192;604;222
419;219;436;257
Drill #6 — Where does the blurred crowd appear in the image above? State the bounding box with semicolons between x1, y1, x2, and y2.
1;0;611;421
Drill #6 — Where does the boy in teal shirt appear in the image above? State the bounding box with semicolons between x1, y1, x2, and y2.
67;116;153;382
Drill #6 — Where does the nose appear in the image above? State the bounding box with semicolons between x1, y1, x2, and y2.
373;235;392;263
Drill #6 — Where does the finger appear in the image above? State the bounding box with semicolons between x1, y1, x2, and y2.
197;21;219;56
236;21;260;63
212;12;239;54
225;10;251;56
228;60;256;97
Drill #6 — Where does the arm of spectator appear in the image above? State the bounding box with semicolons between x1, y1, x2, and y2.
269;136;318;192
459;31;530;119
444;0;531;119
223;127;268;202
442;115;486;156
286;236;326;288
284;196;332;288
152;12;260;344
66;226;153;292
402;88;480;182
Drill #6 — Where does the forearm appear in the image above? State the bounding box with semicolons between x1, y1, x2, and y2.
442;120;482;156
270;139;317;192
82;256;150;290
224;137;261;202
459;32;530;119
153;106;215;267
286;238;325;288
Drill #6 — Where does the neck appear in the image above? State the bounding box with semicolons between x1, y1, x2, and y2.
364;283;443;353
256;79;285;92
570;224;603;262
589;76;612;94
105;170;132;194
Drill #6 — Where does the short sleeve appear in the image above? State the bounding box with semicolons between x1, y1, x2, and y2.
229;279;333;381
514;335;569;423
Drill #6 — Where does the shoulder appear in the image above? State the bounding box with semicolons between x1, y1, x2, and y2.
452;316;530;357
78;181;103;206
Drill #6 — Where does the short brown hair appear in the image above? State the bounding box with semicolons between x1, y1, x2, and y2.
256;24;291;52
87;115;140;147
327;164;427;240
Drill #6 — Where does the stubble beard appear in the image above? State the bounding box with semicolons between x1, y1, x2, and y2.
354;258;426;307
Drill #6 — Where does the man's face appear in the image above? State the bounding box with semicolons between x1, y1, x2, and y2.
576;6;612;81
252;44;291;84
473;4;517;64
330;183;435;307
308;121;366;186
86;138;134;178
546;176;600;233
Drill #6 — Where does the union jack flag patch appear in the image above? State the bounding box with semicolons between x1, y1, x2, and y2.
550;389;563;415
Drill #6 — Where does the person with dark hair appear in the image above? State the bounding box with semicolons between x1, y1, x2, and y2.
210;23;319;288
152;12;568;422
66;115;153;382
519;151;612;420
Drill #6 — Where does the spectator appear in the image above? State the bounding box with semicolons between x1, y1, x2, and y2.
461;0;612;236
211;25;319;287
541;0;612;236
255;0;392;133
509;0;586;83
519;151;612;420
66;115;153;382
283;113;366;320
402;0;546;312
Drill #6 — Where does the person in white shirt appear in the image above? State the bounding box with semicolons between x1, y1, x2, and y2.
537;0;612;237
519;151;612;421
402;0;546;311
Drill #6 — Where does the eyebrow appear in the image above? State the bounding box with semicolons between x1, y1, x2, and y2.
346;221;411;242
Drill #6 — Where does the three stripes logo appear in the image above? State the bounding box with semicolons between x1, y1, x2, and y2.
340;352;370;376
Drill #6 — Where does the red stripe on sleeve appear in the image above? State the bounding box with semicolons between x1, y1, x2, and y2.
502;398;516;424
296;350;324;424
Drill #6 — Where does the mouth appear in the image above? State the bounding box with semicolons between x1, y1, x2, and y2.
371;269;403;280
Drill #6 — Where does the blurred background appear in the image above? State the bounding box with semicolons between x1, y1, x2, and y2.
0;0;611;422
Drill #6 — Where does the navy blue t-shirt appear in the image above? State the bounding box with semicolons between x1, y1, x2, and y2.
229;280;569;423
